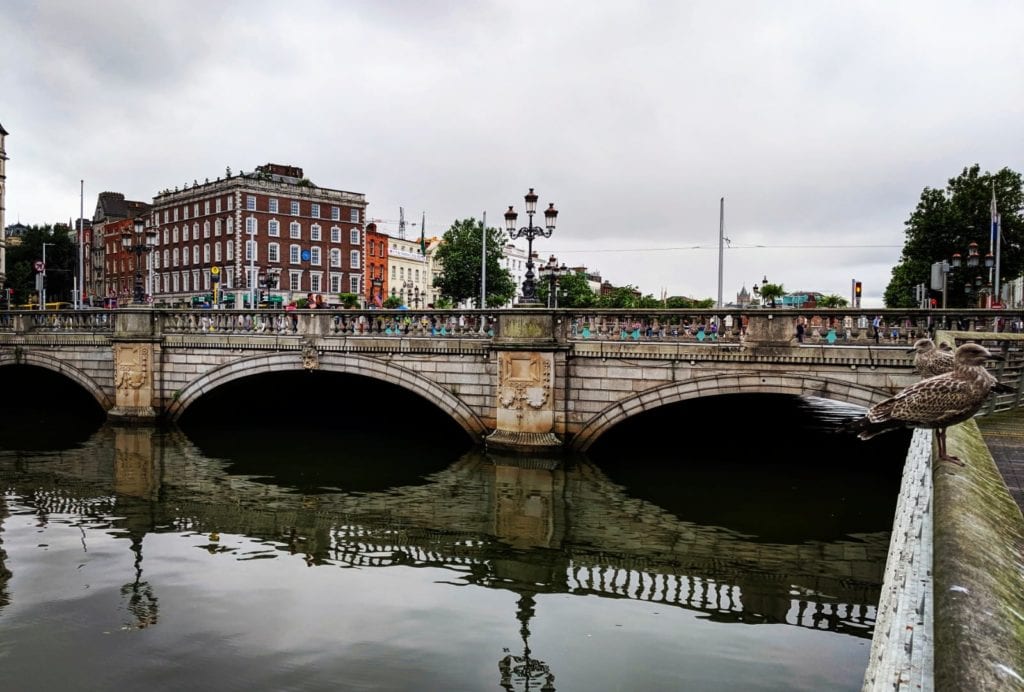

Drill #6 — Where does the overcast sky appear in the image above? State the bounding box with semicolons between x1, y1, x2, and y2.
2;1;1021;307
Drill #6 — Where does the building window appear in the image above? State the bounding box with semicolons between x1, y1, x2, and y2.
203;221;210;238
268;219;280;237
269;198;278;213
163;210;170;224
226;241;234;261
226;218;234;235
290;200;300;216
330;273;342;293
310;247;321;266
163;229;169;244
369;242;375;257
290;222;301;239
349;275;360;294
330;248;341;267
203;243;211;263
310;224;321;241
172;248;180;267
193;223;199;240
350;228;360;244
193;203;199;217
204;201;210;215
246;217;257;235
350;250;360;269
172;273;179;292
214;242;222;262
162;249;169;267
215;219;222;236
182;225;189;242
311;273;322;292
227;195;233;211
193;270;200;291
173;208;179;222
331;207;340;221
215;198;222;213
290;245;301;264
311;203;320;218
192;246;199;264
225;267;234;288
350;209;359;223
183;206;189;221
330;226;341;243
246;195;256;211
289;271;301;291
269;243;280;262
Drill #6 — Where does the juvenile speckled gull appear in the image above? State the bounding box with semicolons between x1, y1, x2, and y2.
843;342;1006;465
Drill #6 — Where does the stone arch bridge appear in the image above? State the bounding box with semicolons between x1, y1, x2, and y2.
0;307;1020;452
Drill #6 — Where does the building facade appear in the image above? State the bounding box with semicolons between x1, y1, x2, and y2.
386;233;430;307
90;192;151;304
364;222;388;306
148;164;366;306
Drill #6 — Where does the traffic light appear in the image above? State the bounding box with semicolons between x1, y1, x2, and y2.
854;281;862;298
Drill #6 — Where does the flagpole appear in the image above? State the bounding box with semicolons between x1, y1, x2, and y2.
992;182;1001;306
480;211;487;309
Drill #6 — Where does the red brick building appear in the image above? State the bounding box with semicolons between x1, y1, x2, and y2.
364;222;389;306
149;164;367;306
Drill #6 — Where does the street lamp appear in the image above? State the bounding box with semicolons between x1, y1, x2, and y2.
751;276;769;307
537;255;569;308
39;242;55;310
259;266;279;307
950;241;995;308
121;217;157;305
504;188;558;305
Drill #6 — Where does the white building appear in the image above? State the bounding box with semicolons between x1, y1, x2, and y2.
501;242;529;307
387;234;431;308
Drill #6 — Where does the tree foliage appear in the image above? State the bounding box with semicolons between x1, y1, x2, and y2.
4;224;77;304
432;218;516;307
817;294;849;308
536;270;596;308
887;164;1022;307
758;282;785;307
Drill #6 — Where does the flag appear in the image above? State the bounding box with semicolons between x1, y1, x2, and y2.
420;212;426;256
373;292;382;307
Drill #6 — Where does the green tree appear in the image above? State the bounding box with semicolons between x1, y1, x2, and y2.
5;224;76;304
337;292;360;308
887;164;1022;307
536;270;596;308
665;295;715;309
382;295;403;309
758;282;785;307
596;285;643;308
817;294;849;308
432;218;516;307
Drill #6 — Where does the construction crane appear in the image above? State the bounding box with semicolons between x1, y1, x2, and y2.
367;207;418;239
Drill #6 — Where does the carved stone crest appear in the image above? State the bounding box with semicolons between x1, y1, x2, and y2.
302;341;320;371
115;344;149;390
497;352;551;411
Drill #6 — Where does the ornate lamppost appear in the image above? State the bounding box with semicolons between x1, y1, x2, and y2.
951;241;995;308
504;188;558;305
537;255;569;308
121;217;157;305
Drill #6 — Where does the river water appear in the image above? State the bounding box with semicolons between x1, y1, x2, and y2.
0;368;908;691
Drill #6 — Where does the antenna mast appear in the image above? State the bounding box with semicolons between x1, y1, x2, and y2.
398;207;406;239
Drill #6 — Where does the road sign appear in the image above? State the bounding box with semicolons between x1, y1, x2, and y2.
34;260;45;272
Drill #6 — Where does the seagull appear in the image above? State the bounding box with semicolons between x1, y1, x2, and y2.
843;342;1006;465
907;337;955;376
907;337;1014;392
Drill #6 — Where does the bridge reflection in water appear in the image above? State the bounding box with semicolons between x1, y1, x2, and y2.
0;391;905;690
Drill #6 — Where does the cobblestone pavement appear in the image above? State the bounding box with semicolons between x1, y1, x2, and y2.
978;409;1024;515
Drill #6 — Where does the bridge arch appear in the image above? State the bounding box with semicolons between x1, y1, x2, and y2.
0;351;113;410
166;351;489;442
570;373;885;451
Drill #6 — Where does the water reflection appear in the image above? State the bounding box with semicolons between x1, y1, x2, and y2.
0;401;898;691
